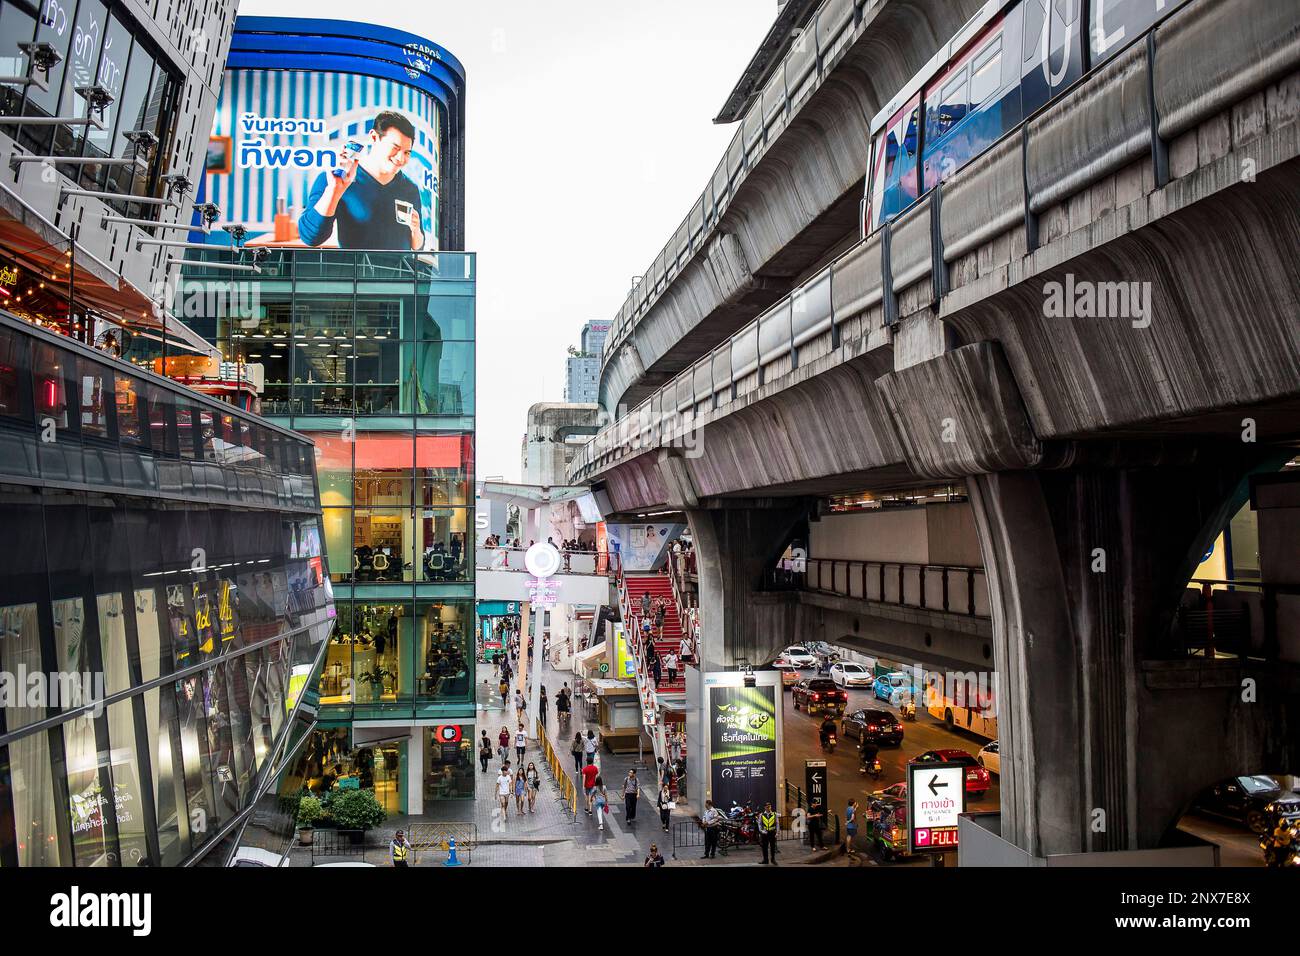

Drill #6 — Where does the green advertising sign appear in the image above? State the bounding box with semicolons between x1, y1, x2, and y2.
708;684;778;811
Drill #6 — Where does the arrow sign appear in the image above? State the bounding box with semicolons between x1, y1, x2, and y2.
928;774;948;797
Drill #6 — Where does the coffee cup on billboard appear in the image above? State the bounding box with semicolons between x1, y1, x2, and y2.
394;200;415;226
332;140;365;179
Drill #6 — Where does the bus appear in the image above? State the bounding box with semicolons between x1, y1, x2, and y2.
923;669;998;741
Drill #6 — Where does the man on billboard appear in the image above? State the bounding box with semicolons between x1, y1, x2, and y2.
298;111;427;250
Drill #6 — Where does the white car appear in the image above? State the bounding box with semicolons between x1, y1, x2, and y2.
829;661;873;687
977;740;1000;775
770;655;799;670
781;645;817;668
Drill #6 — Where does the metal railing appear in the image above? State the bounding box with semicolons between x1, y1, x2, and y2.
769;558;990;618
536;719;579;821
407;823;478;865
477;547;617;576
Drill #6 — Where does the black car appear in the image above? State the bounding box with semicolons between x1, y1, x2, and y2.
840;709;904;746
791;678;847;715
1191;775;1284;834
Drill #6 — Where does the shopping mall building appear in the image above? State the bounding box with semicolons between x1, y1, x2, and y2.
177;17;476;818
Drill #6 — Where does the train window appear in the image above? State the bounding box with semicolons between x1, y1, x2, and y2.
869;95;922;230
937;69;969;139
77;357;113;438
970;37;1003;106
0;325;32;421
1023;0;1047;65
1055;0;1080;24
114;374;145;445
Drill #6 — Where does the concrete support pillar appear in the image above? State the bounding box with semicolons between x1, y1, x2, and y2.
968;450;1274;857
407;731;423;816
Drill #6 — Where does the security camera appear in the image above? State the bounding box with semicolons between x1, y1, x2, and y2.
161;174;192;198
75;84;115;118
222;224;248;247
249;247;271;265
123;129;158;159
18;41;62;75
193;202;221;227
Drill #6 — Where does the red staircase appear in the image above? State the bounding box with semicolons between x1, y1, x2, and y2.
624;573;686;694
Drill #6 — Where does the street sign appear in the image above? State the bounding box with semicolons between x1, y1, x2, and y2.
598;662;609;674
907;762;965;854
805;759;827;813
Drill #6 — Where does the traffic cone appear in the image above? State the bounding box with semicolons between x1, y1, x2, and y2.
444;838;462;867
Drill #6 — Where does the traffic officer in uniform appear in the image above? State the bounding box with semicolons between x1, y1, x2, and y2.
390;829;411;868
759;802;779;864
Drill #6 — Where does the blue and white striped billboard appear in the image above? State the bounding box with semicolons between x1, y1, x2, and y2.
202;68;442;249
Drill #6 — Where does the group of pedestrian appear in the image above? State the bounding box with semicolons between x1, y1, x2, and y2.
484;724;541;819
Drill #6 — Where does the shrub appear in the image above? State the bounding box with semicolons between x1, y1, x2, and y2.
328;788;387;831
296;795;324;828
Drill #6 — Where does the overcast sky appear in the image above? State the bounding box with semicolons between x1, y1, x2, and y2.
243;0;775;480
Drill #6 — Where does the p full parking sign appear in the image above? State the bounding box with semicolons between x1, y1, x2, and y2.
907;762;966;854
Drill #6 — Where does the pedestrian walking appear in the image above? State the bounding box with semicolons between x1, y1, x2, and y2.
583;730;598;765
844;798;858;856
623;769;640;823
526;762;541;813
807;797;827;850
657;781;674;832
390;829;411;867
498;677;509;706
479;731;493;773
759;802;779;864
514;689;526;723
701;800;723;859
593;775;609;830
650;651;662;688
539;684;549;727
496;767;513;816
640;592;651;620
513;768;527;814
571;732;584;776
581;761;600;815
664;651;678;685
497;725;510;762
514;723;527;765
556;686;570;725
644;843;665;867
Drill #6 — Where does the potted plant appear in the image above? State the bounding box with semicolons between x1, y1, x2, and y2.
296;795;323;846
329;788;387;845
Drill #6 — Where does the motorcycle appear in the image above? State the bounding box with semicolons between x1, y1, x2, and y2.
900;700;917;722
858;753;883;778
820;731;837;754
726;800;759;844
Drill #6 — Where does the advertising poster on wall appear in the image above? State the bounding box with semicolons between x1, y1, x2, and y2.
708;684;778;811
605;522;683;572
201;69;441;249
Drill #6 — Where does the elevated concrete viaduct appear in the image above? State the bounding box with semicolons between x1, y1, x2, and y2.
576;0;1300;861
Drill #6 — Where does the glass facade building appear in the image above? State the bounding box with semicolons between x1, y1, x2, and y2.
176;250;476;816
0;311;334;866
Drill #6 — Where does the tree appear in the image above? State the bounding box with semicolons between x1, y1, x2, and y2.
329;788;387;832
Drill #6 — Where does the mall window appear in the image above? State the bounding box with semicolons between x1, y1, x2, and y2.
5;0;180;214
424;726;474;801
416;599;472;701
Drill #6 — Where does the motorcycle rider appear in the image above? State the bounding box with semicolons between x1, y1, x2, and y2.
901;692;917;720
818;714;838;749
859;735;880;773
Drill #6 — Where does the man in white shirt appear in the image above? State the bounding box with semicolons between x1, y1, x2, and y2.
678;636;691;663
496;768;513;815
664;652;678;685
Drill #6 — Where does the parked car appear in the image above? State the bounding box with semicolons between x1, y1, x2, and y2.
841;708;904;746
873;671;915;705
977;740;1000;775
914;749;991;796
870;781;908;803
791;678;848;715
830;661;873;688
1191;775;1285;834
781;645;818;668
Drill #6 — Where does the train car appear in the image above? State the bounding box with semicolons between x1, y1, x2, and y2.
862;0;1194;238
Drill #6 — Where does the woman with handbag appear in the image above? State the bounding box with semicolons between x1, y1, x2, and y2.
657;781;674;832
593;775;609;831
570;732;584;777
526;762;541;813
